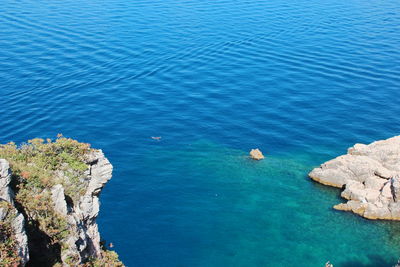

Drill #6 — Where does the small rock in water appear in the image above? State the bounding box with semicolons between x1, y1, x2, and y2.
250;148;264;160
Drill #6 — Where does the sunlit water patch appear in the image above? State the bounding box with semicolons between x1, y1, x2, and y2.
99;141;400;266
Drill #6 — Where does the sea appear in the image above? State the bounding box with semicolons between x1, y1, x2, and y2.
1;0;400;266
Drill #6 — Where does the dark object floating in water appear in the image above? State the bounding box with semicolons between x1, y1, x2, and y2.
250;148;264;160
151;136;161;141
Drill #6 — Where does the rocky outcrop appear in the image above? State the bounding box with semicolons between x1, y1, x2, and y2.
0;146;121;266
250;149;265;160
309;136;400;220
0;159;29;265
58;149;113;264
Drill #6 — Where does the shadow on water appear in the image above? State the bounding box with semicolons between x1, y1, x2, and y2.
308;176;345;200
339;254;397;267
384;222;400;248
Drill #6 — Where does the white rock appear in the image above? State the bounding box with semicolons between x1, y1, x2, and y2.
0;159;13;203
249;149;265;160
51;184;68;215
364;176;386;190
365;189;380;203
309;136;400;221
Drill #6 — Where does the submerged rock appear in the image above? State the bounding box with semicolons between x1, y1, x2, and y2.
250;148;265;160
309;136;400;220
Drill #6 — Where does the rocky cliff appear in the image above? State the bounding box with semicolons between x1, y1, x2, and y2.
0;159;29;265
0;136;123;266
309;136;400;220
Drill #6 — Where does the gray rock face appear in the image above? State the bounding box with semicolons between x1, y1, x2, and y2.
57;149;113;264
51;184;68;215
309;136;400;220
0;159;14;203
12;213;29;265
0;159;29;265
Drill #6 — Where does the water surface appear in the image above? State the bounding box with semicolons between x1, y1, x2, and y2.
1;0;400;266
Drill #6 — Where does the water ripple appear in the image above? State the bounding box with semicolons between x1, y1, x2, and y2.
1;0;400;266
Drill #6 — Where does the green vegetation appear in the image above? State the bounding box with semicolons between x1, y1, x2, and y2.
0;135;91;250
84;247;124;267
16;189;70;244
0;201;22;266
0;134;92;201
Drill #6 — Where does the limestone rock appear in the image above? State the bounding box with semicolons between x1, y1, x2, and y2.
309;136;400;220
364;176;386;190
365;189;380;203
51;184;68;215
0;159;13;203
250;149;264;160
13;213;29;264
347;200;367;215
0;159;29;265
60;149;113;263
333;203;351;211
392;175;400;201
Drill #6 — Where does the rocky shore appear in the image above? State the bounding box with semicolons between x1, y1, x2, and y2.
0;136;123;266
309;136;400;220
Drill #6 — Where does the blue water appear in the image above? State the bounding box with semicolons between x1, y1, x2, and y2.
1;0;400;266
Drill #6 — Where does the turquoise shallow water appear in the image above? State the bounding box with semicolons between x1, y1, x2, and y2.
1;0;400;266
108;142;400;266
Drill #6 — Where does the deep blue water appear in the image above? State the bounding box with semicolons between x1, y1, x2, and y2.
1;0;400;266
